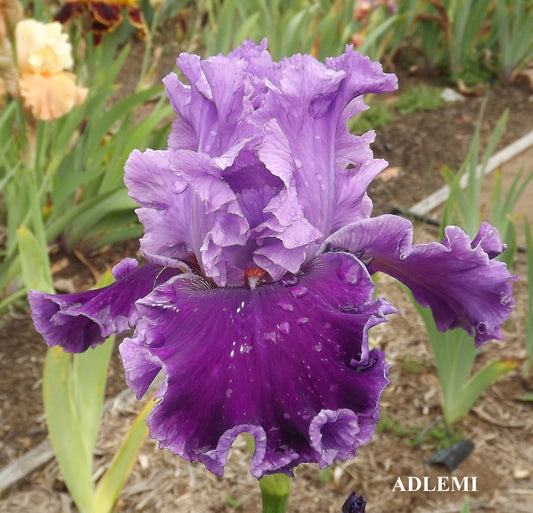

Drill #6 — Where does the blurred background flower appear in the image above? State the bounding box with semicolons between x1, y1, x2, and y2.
15;19;88;120
54;0;148;45
0;0;22;38
0;0;22;105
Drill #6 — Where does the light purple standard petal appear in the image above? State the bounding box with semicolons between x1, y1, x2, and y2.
125;149;196;268
119;252;394;478
125;147;254;286
29;261;180;353
149;41;398;285
252;46;397;278
324;216;516;345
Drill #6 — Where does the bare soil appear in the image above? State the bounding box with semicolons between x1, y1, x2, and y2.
1;61;533;513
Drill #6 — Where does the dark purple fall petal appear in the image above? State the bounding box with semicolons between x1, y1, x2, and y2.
119;252;393;477
324;216;516;345
29;260;180;352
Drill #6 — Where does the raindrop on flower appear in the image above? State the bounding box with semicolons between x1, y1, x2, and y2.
277;321;290;334
289;285;308;298
281;275;299;287
277;300;295;312
263;331;277;342
239;344;252;354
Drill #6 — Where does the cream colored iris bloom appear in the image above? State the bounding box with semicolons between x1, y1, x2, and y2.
15;19;87;121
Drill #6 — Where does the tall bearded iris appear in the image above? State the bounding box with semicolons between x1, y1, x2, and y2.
29;40;515;479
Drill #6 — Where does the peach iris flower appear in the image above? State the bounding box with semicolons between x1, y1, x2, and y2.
15;19;88;121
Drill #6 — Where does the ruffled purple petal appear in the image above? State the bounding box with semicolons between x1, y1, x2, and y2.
29;260;180;352
125;149;196;268
119;252;394;478
252;46;396;277
164;50;258;158
324;216;516;345
136;42;397;285
168;149;251;285
326;46;397;227
125;148;252;285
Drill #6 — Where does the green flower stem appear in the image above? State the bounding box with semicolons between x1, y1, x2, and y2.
259;473;293;513
243;433;293;512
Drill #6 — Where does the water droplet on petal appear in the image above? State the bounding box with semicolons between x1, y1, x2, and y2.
290;285;308;298
283;412;291;420
294;158;302;168
314;342;322;352
281;275;299;287
278;321;290;335
230;350;235;358
226;388;233;398
239;344;252;354
263;331;277;342
277;300;295;312
341;304;359;313
500;295;512;306
297;317;309;325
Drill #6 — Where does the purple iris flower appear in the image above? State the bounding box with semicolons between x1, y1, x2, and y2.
29;40;515;479
342;491;367;513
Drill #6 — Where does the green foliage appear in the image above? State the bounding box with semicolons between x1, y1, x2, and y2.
351;84;446;135
396;84;444;114
406;107;524;424
441;105;508;240
411;0;492;77
410;297;516;424
394;0;533;84
42;272;153;513
523;216;533;378
376;414;463;451
147;0;533;87
197;0;400;62
401;357;430;374
491;166;533;266
0;30;172;309
318;467;333;484
224;495;241;509
492;0;533;83
460;497;471;513
350;101;394;133
376;413;411;438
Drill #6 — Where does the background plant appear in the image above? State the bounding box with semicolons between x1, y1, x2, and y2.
490;0;533;84
0;6;170;511
0;6;172;311
522;216;533;379
196;0;402;61
405;108;527;425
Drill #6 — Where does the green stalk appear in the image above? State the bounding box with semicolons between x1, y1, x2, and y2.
243;434;293;512
259;474;292;513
